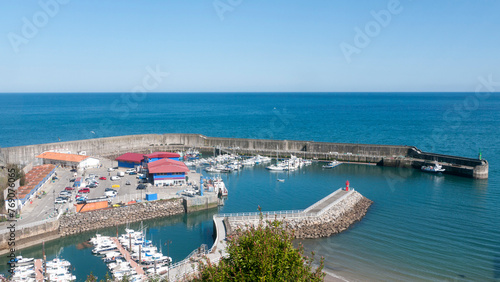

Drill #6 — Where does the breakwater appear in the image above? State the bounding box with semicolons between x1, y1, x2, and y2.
0;133;488;179
0;199;186;254
59;199;184;236
224;190;372;239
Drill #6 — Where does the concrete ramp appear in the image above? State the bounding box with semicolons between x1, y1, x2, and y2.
303;188;351;215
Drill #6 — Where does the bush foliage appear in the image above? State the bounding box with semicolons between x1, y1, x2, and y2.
192;211;325;281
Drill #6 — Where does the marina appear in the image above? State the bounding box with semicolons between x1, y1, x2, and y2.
9;257;75;281
0;93;498;281
87;226;174;280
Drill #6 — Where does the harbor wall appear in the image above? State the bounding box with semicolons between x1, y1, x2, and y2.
0;219;59;251
0;199;184;254
59;199;184;236
183;194;219;213
0;133;488;179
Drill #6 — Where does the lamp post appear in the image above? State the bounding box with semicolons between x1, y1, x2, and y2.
53;189;55;214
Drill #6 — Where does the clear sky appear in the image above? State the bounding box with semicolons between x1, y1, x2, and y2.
1;0;499;92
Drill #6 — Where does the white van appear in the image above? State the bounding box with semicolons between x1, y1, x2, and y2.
108;167;115;172
105;190;117;198
110;176;120;181
117;171;125;177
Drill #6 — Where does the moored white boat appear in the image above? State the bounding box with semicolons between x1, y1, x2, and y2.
421;162;445;173
322;160;340;169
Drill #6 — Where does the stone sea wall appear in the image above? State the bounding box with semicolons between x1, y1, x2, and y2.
1;133;487;179
59;199;184;236
227;191;372;239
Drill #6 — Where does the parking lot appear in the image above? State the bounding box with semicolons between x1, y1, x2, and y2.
1;158;202;228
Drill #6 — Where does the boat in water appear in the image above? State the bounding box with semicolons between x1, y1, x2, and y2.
322;160;341;169
421;162;445;173
9;256;34;266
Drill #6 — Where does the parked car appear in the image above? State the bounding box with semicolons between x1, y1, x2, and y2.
78;188;90;193
69;178;76;182
125;180;131;185
59;191;71;196
105;190;117;198
117;171;125;177
54;198;67;204
76;198;86;203
75;194;87;199
128;171;137;175
99;176;107;180
87;183;98;188
108;167;115;172
125;168;135;173
105;188;117;192
110;176;120;181
137;184;147;190
64;186;75;191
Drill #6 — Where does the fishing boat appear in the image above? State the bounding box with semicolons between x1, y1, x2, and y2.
277;179;285;182
266;164;286;171
421;162;445;173
213;177;228;196
46;257;71;268
9;256;34;266
92;243;118;255
322;160;341;169
204;166;221;173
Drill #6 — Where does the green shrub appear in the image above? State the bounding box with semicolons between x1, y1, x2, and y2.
193;210;324;281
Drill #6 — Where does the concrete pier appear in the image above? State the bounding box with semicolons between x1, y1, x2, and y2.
165;188;371;280
0;133;488;179
34;259;43;282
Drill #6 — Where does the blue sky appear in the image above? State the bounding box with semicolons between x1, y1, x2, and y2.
1;0;499;92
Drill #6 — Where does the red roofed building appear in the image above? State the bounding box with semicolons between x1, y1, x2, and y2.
147;158;189;186
144;152;181;162
115;152;181;168
115;153;145;168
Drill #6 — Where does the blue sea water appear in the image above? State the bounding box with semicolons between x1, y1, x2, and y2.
0;93;499;281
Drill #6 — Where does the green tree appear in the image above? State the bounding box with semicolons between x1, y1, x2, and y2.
192;212;325;281
86;272;98;282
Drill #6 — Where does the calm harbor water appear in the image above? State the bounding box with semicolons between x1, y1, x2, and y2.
0;93;499;281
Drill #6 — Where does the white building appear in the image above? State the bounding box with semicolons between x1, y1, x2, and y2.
36;152;100;169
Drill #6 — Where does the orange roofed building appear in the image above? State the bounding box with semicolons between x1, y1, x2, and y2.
36;151;100;169
5;164;56;210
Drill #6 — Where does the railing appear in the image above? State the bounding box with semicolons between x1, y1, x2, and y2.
164;244;210;279
217;209;318;221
